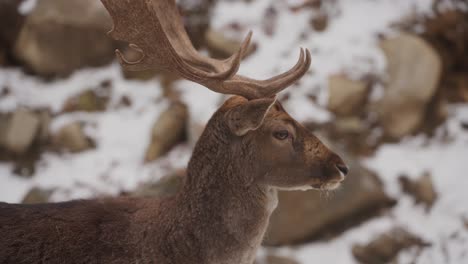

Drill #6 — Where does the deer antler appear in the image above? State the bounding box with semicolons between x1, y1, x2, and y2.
101;0;311;99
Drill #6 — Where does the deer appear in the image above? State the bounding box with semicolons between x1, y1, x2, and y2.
0;0;348;263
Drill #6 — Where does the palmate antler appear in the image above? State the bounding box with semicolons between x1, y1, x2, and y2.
101;0;311;99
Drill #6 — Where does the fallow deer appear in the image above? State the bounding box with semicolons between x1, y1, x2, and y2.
0;0;348;263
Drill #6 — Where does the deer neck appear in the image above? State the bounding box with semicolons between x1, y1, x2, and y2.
177;118;278;262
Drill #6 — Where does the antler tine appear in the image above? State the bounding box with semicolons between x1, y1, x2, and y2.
102;0;311;100
219;48;312;99
178;31;252;81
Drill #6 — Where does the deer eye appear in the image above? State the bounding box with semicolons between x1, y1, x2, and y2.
273;130;289;140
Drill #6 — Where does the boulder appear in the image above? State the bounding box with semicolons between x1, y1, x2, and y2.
327;75;369;116
13;0;115;77
22;187;53;204
378;33;442;139
145;102;188;162
264;151;394;246
2;109;40;154
63;88;110;113
399;172;437;211
352;227;430;264
133;169;186;198
310;12;328;32
205;29;256;59
36;109;51;142
178;0;214;49
53;122;93;153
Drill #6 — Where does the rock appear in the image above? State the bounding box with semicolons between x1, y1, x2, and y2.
262;6;278;36
422;9;468;72
310;12;328;32
290;0;322;12
446;73;468;102
352;227;430;264
53;122;93;153
399;172;437;211
378;33;442;139
0;0;25;64
178;0;214;49
133;169;186;198
2;109;40;154
13;0;115;77
264;150;394;246
327;75;369;116
145;102;188;162
36;109;51;142
205;29;256;59
22;187;53;204
63;88;110;112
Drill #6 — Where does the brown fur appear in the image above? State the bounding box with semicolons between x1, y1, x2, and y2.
0;97;347;264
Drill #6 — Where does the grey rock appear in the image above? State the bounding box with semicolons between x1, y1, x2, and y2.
205;29;256;59
327;75;369;116
13;0;115;76
2;109;40;154
399;172;437;211
352;227;430;264
145;102;188;162
53;122;92;153
264;150;394;246
133;169;186;198
22;187;54;204
378;33;442;139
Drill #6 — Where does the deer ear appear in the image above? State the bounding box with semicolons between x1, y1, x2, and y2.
225;97;276;136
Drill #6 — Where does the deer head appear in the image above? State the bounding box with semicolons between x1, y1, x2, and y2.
101;0;348;191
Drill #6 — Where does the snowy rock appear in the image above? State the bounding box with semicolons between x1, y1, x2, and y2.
399;173;438;211
22;187;53;204
264;152;394;246
205;29;256;59
133;169;186;198
13;0;115;77
352;227;430;264
63;88;110;113
52;122;93;153
310;11;328;32
378;33;442;139
327;75;369;116
36;109;51;142
145;102;188;162
179;0;214;49
2;109;40;154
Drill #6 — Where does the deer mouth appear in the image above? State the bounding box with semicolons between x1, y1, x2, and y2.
310;172;345;191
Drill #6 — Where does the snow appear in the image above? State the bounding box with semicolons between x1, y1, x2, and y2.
18;0;38;15
2;0;468;263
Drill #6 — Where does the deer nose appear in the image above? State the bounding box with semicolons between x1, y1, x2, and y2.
335;163;349;176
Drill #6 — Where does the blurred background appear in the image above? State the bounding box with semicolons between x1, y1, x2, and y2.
0;0;467;263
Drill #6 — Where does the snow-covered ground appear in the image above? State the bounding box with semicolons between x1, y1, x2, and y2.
1;0;467;263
